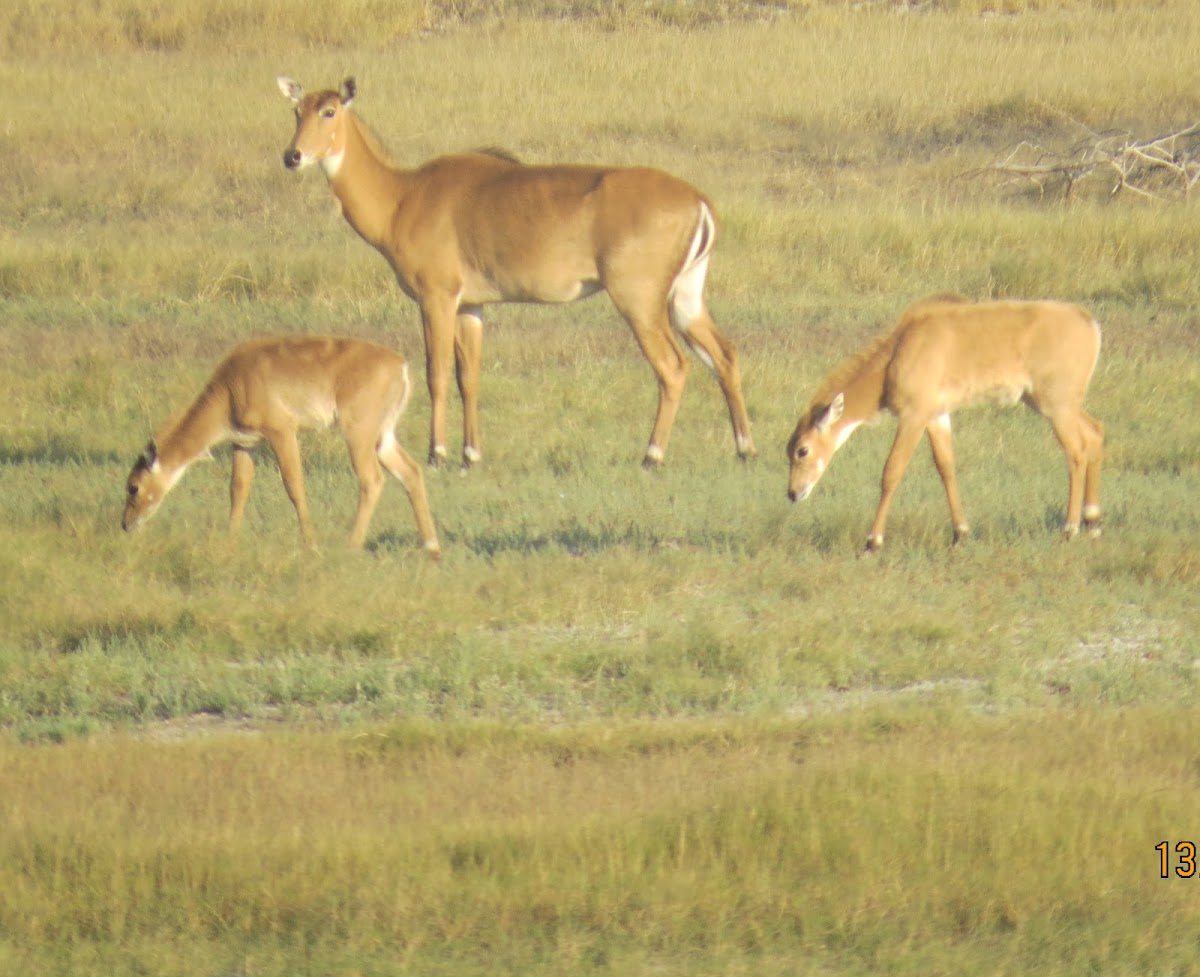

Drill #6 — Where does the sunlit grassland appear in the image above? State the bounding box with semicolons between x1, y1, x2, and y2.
3;2;1200;974
4;711;1200;976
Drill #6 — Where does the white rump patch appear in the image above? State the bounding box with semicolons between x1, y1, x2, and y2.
669;255;709;334
668;203;714;334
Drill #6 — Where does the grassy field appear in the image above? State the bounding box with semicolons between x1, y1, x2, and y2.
2;1;1200;974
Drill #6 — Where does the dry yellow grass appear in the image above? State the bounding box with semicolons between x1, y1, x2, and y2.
4;711;1200;974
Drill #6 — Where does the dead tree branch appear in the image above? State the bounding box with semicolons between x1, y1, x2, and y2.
979;121;1200;200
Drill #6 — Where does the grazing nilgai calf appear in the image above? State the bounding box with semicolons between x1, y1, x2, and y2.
277;76;755;470
786;296;1104;553
122;337;441;558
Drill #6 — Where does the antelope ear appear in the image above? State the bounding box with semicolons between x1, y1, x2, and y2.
816;393;845;433
143;439;160;472
277;76;304;103
340;77;357;106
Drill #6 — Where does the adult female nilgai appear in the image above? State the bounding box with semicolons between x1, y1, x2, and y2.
122;337;441;558
277;76;755;470
786;296;1104;552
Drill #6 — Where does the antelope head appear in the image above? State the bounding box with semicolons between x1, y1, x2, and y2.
277;76;356;174
786;393;850;503
122;440;173;532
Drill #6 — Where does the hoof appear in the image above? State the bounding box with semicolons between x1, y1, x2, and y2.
952;526;970;546
462;446;482;469
642;444;665;469
863;535;883;555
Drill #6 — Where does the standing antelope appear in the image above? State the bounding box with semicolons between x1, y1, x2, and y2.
276;76;755;470
786;296;1104;552
122;337;441;558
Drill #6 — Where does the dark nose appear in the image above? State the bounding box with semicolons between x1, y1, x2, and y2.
283;148;302;170
787;489;797;503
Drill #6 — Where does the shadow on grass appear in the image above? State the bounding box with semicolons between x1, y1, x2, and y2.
366;519;644;557
368;521;659;558
0;435;123;468
464;520;649;557
57;610;200;654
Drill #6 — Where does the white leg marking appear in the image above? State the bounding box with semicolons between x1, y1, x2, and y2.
645;444;665;464
463;446;483;464
1083;504;1101;521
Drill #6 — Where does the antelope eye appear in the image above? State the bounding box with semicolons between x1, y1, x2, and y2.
127;484;139;498
795;446;809;460
321;107;336;119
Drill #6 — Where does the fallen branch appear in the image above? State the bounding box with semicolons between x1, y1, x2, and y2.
978;120;1200;200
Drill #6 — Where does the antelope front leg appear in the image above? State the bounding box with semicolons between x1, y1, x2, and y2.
420;296;459;468
228;446;256;539
865;419;925;553
455;306;484;468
